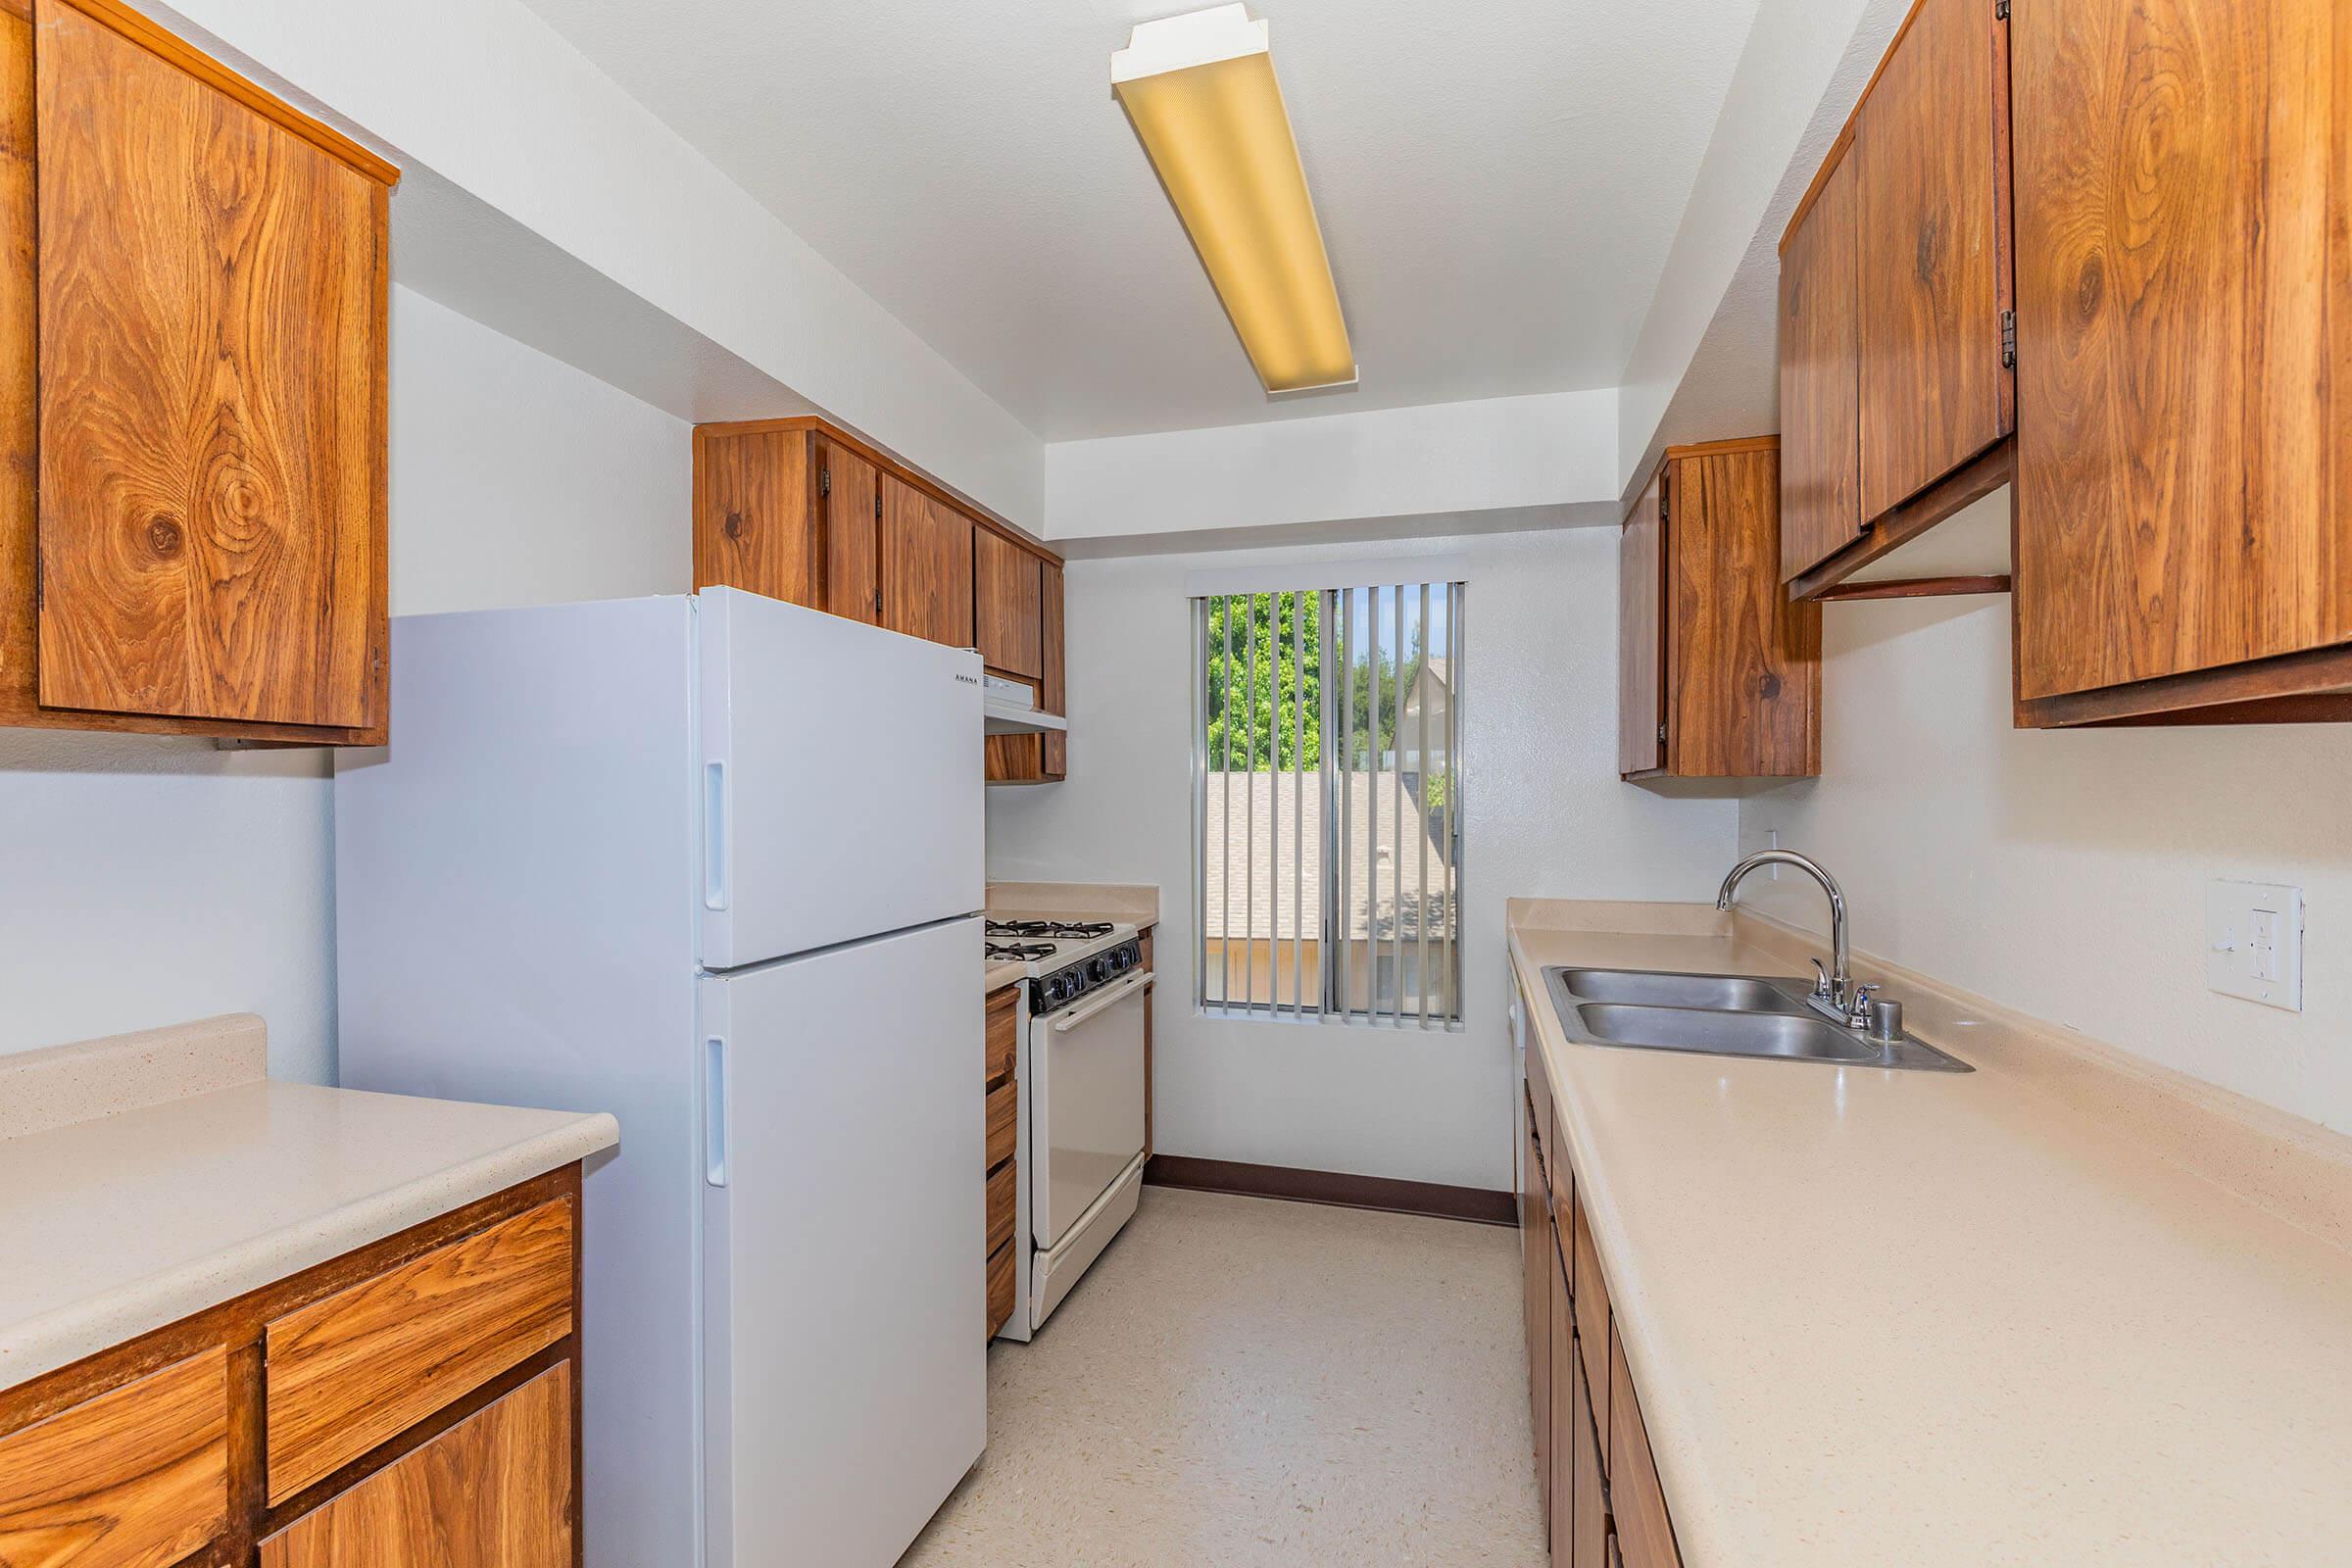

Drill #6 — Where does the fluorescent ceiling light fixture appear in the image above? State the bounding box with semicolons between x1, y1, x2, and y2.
1112;5;1356;396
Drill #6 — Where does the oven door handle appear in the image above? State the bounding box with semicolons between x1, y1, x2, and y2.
1050;971;1154;1033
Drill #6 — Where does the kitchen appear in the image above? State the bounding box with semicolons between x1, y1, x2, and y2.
1;0;2347;1565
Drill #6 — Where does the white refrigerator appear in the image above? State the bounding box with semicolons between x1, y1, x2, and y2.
335;587;987;1568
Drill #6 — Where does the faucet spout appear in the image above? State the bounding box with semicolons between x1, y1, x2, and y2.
1715;851;1852;1006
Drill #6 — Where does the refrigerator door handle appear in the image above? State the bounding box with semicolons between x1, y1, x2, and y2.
706;1034;729;1187
704;760;730;910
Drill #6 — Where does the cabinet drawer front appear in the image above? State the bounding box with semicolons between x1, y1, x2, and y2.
985;1240;1016;1339
0;1348;228;1568
986;1155;1016;1258
260;1361;571;1568
985;986;1019;1086
985;1077;1017;1170
1609;1329;1682;1568
264;1200;574;1504
1571;1192;1611;1449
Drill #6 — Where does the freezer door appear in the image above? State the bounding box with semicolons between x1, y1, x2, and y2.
697;586;984;969
701;917;986;1568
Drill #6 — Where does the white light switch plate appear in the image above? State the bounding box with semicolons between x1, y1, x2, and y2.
2206;880;2304;1011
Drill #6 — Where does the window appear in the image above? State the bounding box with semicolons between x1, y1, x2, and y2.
1191;578;1464;1026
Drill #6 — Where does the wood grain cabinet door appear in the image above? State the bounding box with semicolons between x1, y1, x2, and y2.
879;474;975;648
694;429;823;611
0;1348;228;1568
1778;147;1863;582
820;440;881;626
1666;446;1820;778
1608;1330;1682;1568
1616;470;1665;777
2011;0;2352;701
260;1362;572;1568
263;1200;574;1504
1569;1343;1609;1568
973;527;1043;678
1853;0;2013;520
1547;1233;1576;1564
33;0;390;731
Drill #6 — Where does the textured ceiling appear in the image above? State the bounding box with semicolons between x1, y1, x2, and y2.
516;0;1766;440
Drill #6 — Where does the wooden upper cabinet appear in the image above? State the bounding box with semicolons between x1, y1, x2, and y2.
694;428;823;611
696;417;1065;718
1777;147;1862;583
1625;441;1820;780
1853;0;2013;521
2009;0;2352;723
3;0;396;743
973;525;1043;677
1775;0;2014;600
880;474;974;648
821;440;882;626
1617;468;1665;777
1040;559;1066;778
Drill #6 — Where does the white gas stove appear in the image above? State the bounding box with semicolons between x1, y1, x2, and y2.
981;917;1151;1340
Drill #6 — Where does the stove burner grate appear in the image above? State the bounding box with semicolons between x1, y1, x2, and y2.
985;919;1115;941
985;942;1057;962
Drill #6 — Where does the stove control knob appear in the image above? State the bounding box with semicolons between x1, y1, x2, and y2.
1089;956;1114;983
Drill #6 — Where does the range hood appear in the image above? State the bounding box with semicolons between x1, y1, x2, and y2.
985;699;1067;736
982;672;1065;735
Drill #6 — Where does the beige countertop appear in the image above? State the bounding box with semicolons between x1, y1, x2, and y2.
1508;900;2352;1568
0;1014;617;1394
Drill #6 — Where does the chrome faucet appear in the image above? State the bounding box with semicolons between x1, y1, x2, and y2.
1715;851;1857;1016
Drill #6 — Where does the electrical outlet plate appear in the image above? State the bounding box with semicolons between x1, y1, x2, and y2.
2206;880;2304;1011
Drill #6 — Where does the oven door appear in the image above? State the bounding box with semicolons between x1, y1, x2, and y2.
1031;971;1151;1250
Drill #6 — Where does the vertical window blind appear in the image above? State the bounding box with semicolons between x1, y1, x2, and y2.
1190;580;1464;1027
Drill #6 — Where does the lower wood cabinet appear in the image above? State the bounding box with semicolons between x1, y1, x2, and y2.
1569;1337;1609;1568
260;1363;572;1568
1526;1055;1683;1568
1520;1086;1552;1534
1620;438;1821;779
985;983;1020;1340
0;1347;227;1568
1547;1229;1575;1564
0;1167;582;1568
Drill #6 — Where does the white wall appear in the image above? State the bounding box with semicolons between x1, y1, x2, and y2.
149;0;1045;527
986;527;1740;1191
0;297;690;1081
0;734;337;1081
389;287;690;613
1045;391;1620;547
1738;542;2352;1135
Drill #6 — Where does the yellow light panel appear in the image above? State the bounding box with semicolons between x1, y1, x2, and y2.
1114;18;1354;395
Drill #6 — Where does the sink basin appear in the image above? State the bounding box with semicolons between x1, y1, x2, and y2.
1541;966;1972;1073
1571;1002;1884;1061
1552;967;1813;1015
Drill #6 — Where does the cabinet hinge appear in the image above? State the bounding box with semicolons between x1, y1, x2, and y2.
819;467;831;499
874;494;883;520
1656;722;1668;745
873;590;884;614
2000;309;2017;370
1993;0;2009;20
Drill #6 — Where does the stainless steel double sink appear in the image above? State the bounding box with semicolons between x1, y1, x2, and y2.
1543;966;1972;1073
